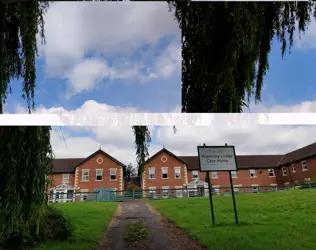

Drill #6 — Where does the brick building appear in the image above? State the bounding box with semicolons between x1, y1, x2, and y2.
49;142;316;201
141;142;316;197
48;149;126;202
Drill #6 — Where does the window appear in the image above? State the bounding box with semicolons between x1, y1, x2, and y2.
282;167;287;176
62;174;69;183
213;188;220;195
110;169;117;180
82;170;89;181
252;186;259;193
162;188;169;198
250;169;256;177
162;167;168;179
149;167;155;179
211;172;218;179
231;171;237;178
268;169;275;177
292;164;296;173
149;188;156;198
96;170;103;181
80;189;88;201
301;161;308;171
175;168;181;179
175;188;183;198
192;171;199;179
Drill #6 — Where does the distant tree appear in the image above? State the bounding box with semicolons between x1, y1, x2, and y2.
126;163;137;182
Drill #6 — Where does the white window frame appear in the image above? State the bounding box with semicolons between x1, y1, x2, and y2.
174;167;181;179
268;169;275;177
192;171;199;179
250;169;256;177
80;189;89;201
211;172;218;179
96;169;103;181
252;186;259;193
110;169;117;180
82;170;89;181
175;188;183;198
62;173;69;183
162;187;169;198
149;167;156;179
162;167;168;179
149;187;156;198
282;167;287;176
292;164;296;173
301;161;308;171
231;171;237;178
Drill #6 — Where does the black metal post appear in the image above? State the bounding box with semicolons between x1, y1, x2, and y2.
207;171;215;226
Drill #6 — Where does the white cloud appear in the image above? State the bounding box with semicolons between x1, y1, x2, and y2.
39;1;180;95
13;99;316;164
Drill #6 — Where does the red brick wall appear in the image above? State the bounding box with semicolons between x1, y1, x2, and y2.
75;153;124;192
143;151;187;190
188;168;277;188
48;173;75;189
275;157;316;186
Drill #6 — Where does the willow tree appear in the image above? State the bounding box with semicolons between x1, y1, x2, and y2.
168;1;316;112
0;1;53;246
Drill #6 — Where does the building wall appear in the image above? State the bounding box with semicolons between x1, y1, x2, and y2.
48;173;75;189
188;168;277;190
143;151;188;190
76;153;124;192
275;157;316;186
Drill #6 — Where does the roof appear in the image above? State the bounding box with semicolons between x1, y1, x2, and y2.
179;155;283;171
146;148;188;165
278;142;316;166
52;158;83;173
52;149;126;174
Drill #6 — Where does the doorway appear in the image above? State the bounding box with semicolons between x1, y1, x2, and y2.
197;185;205;197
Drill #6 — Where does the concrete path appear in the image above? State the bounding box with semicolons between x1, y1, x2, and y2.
94;201;205;250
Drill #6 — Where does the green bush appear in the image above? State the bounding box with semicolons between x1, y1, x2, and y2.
0;206;73;249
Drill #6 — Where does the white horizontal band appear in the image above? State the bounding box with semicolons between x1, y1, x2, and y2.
0;113;314;126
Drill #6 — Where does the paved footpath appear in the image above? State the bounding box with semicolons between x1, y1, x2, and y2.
94;201;205;250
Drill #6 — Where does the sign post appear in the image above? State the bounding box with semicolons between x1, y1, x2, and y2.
197;143;239;225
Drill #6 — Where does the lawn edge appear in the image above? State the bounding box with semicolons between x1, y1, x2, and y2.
147;202;207;249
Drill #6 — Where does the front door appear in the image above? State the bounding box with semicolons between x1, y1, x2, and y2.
197;186;205;197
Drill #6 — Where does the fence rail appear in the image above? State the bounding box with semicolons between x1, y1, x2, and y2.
47;182;316;203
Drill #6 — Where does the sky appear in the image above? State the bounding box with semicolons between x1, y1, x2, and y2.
4;2;316;164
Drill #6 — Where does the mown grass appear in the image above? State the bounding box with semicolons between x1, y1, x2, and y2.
35;202;118;250
149;189;316;250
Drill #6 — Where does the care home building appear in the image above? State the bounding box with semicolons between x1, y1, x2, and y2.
141;142;316;198
48;149;126;202
49;142;316;202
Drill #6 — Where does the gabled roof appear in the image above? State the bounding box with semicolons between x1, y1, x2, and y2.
52;149;126;174
278;142;316;166
72;149;126;169
179;155;283;171
146;148;188;165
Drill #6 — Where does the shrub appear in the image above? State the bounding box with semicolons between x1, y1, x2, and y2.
0;206;73;249
37;206;73;242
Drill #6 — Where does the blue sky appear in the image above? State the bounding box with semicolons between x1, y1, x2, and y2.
5;2;316;162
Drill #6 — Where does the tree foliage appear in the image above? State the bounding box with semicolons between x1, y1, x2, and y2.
0;126;53;246
0;0;49;114
167;1;316;113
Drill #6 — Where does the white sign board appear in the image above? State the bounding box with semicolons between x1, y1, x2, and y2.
198;146;237;171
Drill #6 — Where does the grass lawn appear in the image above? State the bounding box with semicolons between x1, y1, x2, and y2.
150;189;316;250
35;202;118;250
